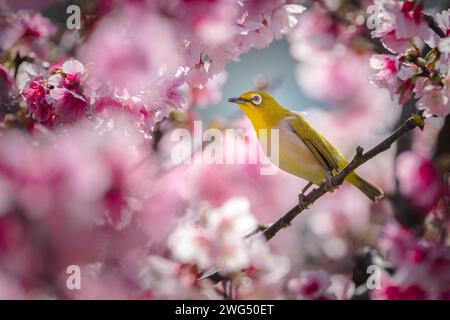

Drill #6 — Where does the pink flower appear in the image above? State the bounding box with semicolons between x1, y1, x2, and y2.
369;54;400;100
377;31;413;54
373;278;428;300
375;222;450;299
62;264;133;299
188;0;238;47
167;224;212;270
391;2;428;40
138;256;218;299
289;5;341;60
184;1;305;82
50;87;87;123
369;54;421;105
22;76;55;124
168;197;259;274
287;270;332;300
61;59;85;90
79;8;181;96
158;76;185;110
186;64;209;89
371;1;433;53
328;275;355;300
19;10;56;39
166;195;290;289
125;96;170;133
297;53;370;103
435;9;450;36
0;271;25;299
396;151;444;212
0;9;56;57
415;81;450;117
190;72;227;108
235;2;305;52
271;4;306;38
21;59;89;125
378;222;416;265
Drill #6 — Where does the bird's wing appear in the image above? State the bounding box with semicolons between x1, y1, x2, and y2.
287;115;340;172
291;110;308;116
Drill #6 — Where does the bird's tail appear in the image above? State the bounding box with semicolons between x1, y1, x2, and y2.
346;173;384;202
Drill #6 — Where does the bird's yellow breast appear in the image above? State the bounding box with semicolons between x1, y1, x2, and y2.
260;118;327;184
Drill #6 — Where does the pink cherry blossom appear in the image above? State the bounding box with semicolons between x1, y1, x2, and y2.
79;7;181;96
0;0;449;301
288;270;333;300
415;81;450;117
289;4;342;61
369;54;401;101
21;59;90;125
0;9;56;59
168;197;259;274
49;87;87;123
93;96;124;118
396;151;444;212
190;72;227;108
19;10;56;39
186;64;209;89
22;76;55;124
370;0;433;53
0;64;13;103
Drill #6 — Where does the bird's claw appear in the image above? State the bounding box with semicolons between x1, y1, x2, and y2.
324;171;337;192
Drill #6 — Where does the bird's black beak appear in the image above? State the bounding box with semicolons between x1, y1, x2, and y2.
228;97;249;104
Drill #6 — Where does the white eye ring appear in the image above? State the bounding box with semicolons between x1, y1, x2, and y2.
251;94;262;105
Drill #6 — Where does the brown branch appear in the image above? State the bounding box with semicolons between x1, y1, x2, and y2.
202;113;426;283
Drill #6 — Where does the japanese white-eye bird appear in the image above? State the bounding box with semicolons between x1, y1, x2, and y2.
228;91;383;201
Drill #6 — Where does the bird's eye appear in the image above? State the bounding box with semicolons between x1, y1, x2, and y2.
251;94;262;105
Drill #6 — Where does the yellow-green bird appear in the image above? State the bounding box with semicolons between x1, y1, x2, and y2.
228;91;383;201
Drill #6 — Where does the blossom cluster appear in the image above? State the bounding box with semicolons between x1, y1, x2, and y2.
369;2;450;116
372;222;450;299
1;0;305;132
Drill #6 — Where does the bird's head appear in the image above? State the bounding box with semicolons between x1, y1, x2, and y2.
228;91;289;128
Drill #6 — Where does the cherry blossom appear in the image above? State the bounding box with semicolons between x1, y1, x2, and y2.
288;270;333;300
22;75;55;124
396;151;444;213
0;9;56;58
415;79;450;117
0;64;13;101
373;222;450;300
370;0;433;53
22;60;88;125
